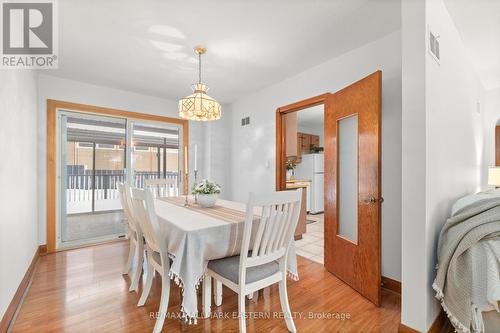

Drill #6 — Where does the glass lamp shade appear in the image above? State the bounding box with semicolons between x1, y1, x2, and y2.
179;83;221;121
488;167;500;186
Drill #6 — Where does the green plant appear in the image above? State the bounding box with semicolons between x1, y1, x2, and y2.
191;179;221;195
309;144;323;153
286;159;296;171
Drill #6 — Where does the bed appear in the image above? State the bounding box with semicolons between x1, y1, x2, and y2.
438;190;500;333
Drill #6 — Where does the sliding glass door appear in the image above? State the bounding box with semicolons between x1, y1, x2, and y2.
131;121;181;194
59;111;127;246
57;110;184;248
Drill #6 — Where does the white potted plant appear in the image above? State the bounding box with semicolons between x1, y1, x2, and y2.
192;179;221;208
286;159;296;181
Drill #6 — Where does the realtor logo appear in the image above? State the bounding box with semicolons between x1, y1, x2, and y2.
1;0;58;69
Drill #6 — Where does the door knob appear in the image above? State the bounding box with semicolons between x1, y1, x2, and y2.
363;195;377;205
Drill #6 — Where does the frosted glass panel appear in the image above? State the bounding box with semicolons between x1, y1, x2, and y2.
338;115;358;243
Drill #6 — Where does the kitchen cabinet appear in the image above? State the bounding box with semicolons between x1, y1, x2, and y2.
296;132;320;163
283;113;320;163
310;135;320;148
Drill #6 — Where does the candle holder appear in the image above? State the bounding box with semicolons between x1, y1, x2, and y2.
184;172;189;206
194;170;198;204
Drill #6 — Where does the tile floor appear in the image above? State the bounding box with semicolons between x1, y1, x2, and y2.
64;211;127;242
295;213;324;264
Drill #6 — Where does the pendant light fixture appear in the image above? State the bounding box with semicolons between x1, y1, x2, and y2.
178;46;221;121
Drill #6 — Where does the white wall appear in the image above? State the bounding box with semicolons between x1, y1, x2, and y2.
401;0;428;329
401;0;486;331
228;31;403;281
425;0;485;328
401;0;427;332
203;103;233;199
0;71;39;319
36;75;210;245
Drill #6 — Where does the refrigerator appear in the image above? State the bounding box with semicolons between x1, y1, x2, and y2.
295;153;324;214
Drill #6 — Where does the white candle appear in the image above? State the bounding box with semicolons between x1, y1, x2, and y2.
184;146;188;175
194;144;198;172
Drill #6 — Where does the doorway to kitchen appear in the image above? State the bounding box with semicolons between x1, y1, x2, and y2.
284;105;325;264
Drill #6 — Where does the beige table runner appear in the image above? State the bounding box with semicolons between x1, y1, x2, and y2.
160;196;248;223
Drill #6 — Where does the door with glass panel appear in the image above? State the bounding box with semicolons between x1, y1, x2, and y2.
324;71;382;306
131;121;181;195
59;111;127;246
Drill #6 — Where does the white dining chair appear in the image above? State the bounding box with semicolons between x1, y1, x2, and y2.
145;178;178;198
117;182;145;293
203;189;302;333
130;188;171;333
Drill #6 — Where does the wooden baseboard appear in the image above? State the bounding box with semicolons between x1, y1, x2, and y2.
382;275;401;294
38;244;47;255
399;323;420;333
0;246;42;333
398;309;453;333
428;310;453;333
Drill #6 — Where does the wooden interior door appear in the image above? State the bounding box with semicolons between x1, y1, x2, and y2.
324;71;382;306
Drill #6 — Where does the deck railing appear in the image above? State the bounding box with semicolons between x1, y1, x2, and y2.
66;167;179;203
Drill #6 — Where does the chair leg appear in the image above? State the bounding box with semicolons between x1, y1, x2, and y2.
122;238;136;275
129;241;144;292
278;278;296;333
214;279;223;306
137;254;154;307
238;294;246;333
153;271;170;333
202;276;211;318
247;292;254;300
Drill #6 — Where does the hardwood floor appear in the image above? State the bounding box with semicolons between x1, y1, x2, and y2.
11;242;400;333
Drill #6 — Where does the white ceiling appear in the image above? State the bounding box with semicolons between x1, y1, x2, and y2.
51;0;401;103
297;105;324;128
444;0;500;90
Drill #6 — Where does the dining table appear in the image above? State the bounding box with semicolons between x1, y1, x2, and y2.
153;195;299;324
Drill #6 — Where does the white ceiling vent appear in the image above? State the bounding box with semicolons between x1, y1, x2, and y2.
429;30;440;64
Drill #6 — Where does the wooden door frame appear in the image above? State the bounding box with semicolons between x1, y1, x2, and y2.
46;99;189;253
275;93;330;191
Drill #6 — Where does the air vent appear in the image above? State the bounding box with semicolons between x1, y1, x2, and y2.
429;30;440;64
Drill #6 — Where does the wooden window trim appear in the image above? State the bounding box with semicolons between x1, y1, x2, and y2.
46;99;189;253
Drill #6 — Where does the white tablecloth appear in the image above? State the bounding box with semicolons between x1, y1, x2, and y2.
154;197;299;323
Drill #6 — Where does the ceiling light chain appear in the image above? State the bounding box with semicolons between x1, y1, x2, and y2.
198;51;202;84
